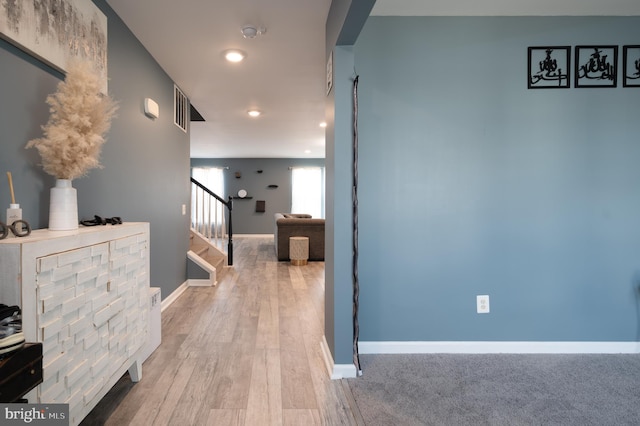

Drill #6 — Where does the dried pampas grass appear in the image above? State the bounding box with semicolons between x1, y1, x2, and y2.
27;60;118;180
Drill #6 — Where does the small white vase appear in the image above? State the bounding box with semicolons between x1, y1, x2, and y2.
49;179;78;231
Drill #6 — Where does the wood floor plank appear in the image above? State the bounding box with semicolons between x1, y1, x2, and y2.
244;348;283;426
82;236;356;426
289;265;307;290
124;357;198;426
196;297;242;346
177;296;233;353
283;409;322;426
277;266;298;318
341;379;367;426
169;402;204;426
205;409;246;426
174;356;219;406
294;288;324;340
204;342;254;410
255;298;280;350
302;336;359;426
238;271;262;317
279;315;318;409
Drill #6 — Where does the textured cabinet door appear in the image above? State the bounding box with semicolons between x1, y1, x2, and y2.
0;223;149;426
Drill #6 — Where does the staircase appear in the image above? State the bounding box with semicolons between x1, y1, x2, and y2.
188;177;233;286
188;229;229;286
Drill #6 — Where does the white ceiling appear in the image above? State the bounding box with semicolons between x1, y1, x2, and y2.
106;0;640;159
371;0;640;16
106;0;332;159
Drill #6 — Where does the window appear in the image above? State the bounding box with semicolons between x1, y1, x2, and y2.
191;167;225;237
291;167;325;218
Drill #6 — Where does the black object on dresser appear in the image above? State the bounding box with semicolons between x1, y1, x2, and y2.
0;343;43;402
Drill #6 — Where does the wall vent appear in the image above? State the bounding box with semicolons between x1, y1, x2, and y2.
174;85;188;132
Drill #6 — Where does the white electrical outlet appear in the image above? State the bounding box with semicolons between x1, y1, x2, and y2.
477;295;490;314
182;204;187;215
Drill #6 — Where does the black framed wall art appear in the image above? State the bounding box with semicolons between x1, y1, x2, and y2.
528;46;571;89
623;45;640;87
575;45;618;88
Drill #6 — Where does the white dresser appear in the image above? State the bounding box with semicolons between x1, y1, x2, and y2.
0;222;150;425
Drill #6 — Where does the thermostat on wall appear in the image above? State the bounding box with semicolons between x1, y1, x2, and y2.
144;98;159;119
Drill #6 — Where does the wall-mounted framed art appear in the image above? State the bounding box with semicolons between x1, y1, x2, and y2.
623;45;640;88
575;45;618;88
528;46;571;89
0;0;108;93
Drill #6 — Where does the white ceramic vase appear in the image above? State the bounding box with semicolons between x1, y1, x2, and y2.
49;179;78;231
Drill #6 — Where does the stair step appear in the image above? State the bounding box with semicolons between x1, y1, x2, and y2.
187;250;213;269
201;253;221;265
188;228;229;284
194;246;209;256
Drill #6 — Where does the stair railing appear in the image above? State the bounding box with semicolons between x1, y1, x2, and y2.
190;177;233;265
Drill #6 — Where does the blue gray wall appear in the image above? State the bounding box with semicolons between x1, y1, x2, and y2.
190;158;324;234
325;0;377;366
325;46;359;366
355;16;640;342
0;0;190;301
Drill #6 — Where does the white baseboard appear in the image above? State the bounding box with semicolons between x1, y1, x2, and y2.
359;341;640;354
187;250;217;286
188;279;216;287
160;277;218;313
160;281;189;312
321;336;358;379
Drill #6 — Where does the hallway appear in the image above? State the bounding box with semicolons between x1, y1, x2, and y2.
81;236;361;425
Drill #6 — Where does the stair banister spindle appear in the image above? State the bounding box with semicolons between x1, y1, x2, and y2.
214;197;220;241
201;187;206;236
208;195;213;239
194;186;200;232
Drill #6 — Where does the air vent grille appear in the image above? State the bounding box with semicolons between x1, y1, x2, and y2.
174;85;188;132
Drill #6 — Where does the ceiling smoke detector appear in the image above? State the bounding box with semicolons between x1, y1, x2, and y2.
241;25;266;39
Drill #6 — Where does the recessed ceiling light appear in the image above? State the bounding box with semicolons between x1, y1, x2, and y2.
247;109;261;117
224;49;246;63
319;122;327;128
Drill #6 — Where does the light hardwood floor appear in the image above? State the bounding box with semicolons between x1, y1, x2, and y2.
81;236;363;426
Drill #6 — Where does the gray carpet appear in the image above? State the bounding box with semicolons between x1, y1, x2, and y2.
346;353;640;426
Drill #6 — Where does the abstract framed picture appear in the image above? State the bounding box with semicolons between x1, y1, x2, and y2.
528;46;571;89
574;45;618;88
622;45;640;87
0;0;108;93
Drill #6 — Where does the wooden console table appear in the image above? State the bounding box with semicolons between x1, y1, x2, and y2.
0;223;150;425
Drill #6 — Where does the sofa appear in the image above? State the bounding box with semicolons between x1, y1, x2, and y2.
274;213;325;261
